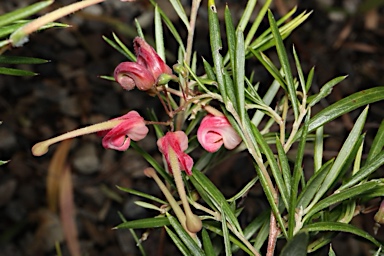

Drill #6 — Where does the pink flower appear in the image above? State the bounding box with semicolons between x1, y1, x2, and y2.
157;131;193;175
114;37;172;91
98;111;149;151
32;111;148;156
197;114;241;153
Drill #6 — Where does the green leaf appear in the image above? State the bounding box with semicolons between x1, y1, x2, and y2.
275;136;292;195
248;118;290;211
251;79;280;126
225;5;236;73
165;226;191;256
250;50;287;91
237;0;257;33
134;201;162;211
304;181;380;222
0;1;53;27
202;229;215;255
308;75;348;107
306;107;369;209
314;126;324;172
243;118;288;238
244;0;271;48
268;10;299;119
253;220;270;251
0;160;9;166
102;34;135;61
297;159;334;210
167;215;205;256
203;221;254;255
304;87;384;135
0;67;36;76
288;112;310;238
228;177;258;203
0;56;48;64
292;45;306;93
222;211;231;256
303;222;382;248
149;0;185;52
116;186;167;205
328;245;336;256
154;5;165;61
208;0;227;102
134;19;144;39
337;150;384;191
280;232;309;256
305;67;315;93
168;0;190;29
114;217;170;229
128;229;147;256
190;170;242;234
0;20;68;41
234;29;246;122
366;120;384;163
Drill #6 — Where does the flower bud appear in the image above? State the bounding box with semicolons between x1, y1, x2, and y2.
173;63;188;77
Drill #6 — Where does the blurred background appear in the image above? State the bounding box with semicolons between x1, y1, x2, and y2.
0;0;383;255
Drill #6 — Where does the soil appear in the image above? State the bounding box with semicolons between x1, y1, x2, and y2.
0;0;383;255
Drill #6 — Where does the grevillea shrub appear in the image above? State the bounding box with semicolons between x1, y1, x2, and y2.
9;0;384;255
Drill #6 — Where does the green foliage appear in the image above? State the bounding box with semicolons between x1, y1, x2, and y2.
111;0;384;254
7;0;381;255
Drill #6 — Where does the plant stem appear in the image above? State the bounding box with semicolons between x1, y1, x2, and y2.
184;0;201;67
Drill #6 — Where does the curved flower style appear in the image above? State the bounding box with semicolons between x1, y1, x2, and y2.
114;37;172;91
98;111;149;151
32;111;148;156
197;114;242;153
157;131;193;175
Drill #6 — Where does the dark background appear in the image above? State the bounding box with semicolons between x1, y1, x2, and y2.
0;0;383;255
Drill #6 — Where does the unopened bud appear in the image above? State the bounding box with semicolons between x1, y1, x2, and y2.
157;73;177;85
173;64;188;77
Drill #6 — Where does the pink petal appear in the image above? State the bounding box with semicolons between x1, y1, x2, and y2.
134;37;172;79
157;131;194;175
114;62;156;91
101;111;148;151
197;114;241;153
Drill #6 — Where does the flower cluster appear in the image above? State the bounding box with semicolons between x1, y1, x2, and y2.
32;37;242;176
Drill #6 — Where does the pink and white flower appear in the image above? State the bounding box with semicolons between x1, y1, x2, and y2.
157;131;193;175
197;114;241;153
32;111;148;156
98;111;148;151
